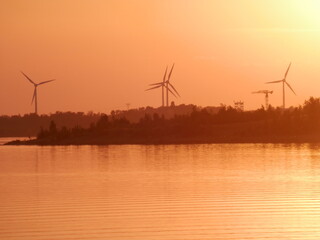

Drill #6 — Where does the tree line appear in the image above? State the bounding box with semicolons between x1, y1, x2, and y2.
0;111;101;137
32;97;320;144
0;104;218;137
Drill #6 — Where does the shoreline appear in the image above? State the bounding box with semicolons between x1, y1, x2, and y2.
5;135;320;146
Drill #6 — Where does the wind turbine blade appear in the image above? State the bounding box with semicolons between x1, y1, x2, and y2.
265;80;283;84
252;91;260;94
285;82;296;95
166;85;177;98
21;71;36;85
284;62;291;79
145;85;162;91
31;88;36;104
163;66;168;83
168;82;180;97
38;79;55;85
149;82;163;86
167;63;175;82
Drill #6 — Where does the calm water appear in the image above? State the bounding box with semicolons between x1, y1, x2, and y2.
1;139;320;239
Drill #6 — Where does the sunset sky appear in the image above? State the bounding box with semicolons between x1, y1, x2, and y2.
1;0;320;115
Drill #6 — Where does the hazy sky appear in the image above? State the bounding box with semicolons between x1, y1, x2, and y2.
2;0;320;115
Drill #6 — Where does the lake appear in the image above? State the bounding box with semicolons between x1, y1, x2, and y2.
1;139;320;239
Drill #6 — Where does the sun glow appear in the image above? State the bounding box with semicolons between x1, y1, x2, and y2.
3;0;320;115
293;1;320;30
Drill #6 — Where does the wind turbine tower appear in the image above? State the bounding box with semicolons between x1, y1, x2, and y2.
252;90;273;109
21;71;55;115
265;62;296;109
165;64;180;106
146;64;180;107
146;66;168;106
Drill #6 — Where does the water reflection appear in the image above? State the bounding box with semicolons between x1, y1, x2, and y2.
1;143;320;239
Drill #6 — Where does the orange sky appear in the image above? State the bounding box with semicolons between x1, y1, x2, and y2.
1;0;320;115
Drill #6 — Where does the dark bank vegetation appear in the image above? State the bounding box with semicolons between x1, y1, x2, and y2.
0;111;101;137
0;104;207;137
7;97;320;145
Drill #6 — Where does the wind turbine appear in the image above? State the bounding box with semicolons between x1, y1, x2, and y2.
145;66;168;106
265;62;296;109
165;64;180;106
146;64;180;107
21;71;55;115
252;90;273;109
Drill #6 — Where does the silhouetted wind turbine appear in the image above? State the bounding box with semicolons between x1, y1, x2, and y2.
146;64;180;107
252;90;273;109
265;62;296;109
145;66;168;106
165;64;180;106
21;71;55;115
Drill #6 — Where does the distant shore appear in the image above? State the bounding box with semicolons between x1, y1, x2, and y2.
5;97;320;146
5;135;320;146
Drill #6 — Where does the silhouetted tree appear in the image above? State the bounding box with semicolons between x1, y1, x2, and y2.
49;121;57;135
